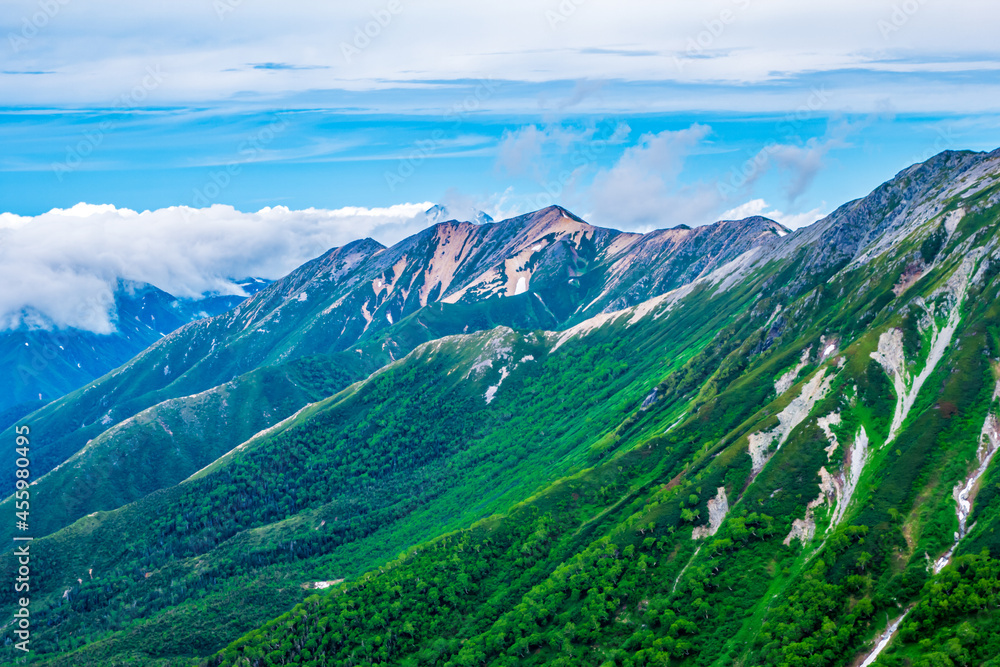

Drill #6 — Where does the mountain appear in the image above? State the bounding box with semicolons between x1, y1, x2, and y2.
4;149;1000;666
423;203;495;225
0;279;270;419
0;205;786;518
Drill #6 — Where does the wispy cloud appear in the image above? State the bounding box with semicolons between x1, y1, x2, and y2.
578;47;660;58
587;124;723;229
0;1;997;111
248;62;330;71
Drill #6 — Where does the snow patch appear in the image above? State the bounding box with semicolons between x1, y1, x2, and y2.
484;366;510;404
665;412;687;433
859;610;910;667
819;335;840;361
671;546;701;593
514;276;528;296
304;579;345;590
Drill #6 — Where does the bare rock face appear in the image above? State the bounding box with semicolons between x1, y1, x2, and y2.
749;369;833;476
775;347;812;396
783;517;816;547
692;487;730;540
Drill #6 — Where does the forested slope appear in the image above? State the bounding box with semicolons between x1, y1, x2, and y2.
3;150;1000;666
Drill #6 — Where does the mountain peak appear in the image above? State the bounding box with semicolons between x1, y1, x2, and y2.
540;204;587;222
716;215;790;236
424;204;494;225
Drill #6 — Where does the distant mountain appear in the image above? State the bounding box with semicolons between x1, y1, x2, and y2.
0;279;270;419
7;150;1000;666
0;205;786;512
423;203;494;225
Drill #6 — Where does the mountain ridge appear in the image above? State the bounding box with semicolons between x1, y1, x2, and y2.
5;148;1000;665
0;205;787;506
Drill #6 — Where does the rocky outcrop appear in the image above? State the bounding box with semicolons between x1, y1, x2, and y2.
775;347;811;396
749;370;833;476
873;252;977;445
692;487;730;540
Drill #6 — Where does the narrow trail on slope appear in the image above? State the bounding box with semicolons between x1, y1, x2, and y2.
671;546;701;594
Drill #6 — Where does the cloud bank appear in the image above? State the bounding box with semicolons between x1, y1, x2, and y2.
0;202;435;333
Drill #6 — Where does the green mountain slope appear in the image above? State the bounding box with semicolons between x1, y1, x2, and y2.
3;149;1000;666
0;207;786;543
200;149;1000;667
0;295;734;664
0;280;261;415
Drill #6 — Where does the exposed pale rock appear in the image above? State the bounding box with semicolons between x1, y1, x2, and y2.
817;412;841;458
749;370;832;476
692;487;729;540
873;253;977;445
783;517;816;546
775;347;811;396
829;427;869;532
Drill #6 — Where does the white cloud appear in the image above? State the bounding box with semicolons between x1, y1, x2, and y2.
587;124;723;230
2;1;998;112
721;198;826;230
495;124;599;177
0;202;438;333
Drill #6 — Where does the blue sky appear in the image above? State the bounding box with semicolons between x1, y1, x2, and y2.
2;1;1000;228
